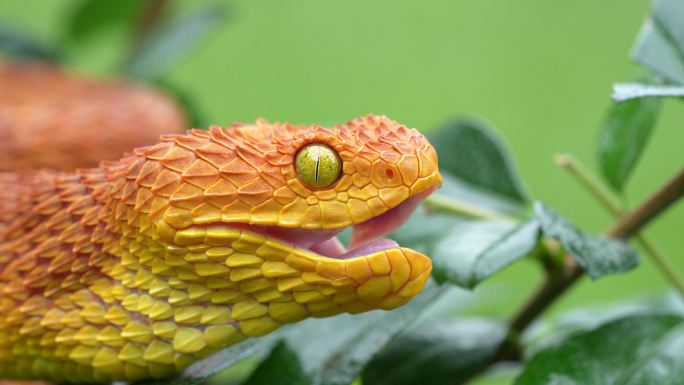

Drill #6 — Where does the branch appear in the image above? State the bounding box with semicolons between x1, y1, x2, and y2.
556;154;684;296
608;167;684;238
482;165;684;370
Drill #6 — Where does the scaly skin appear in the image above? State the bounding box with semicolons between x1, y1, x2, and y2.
0;61;186;171
0;115;441;383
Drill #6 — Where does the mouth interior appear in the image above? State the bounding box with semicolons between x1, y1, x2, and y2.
226;189;434;260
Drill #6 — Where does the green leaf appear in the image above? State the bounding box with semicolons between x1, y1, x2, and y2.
632;20;684;84
612;82;684;102
0;24;59;61
596;97;662;192
125;5;227;81
362;319;507;385
63;0;142;44
316;285;445;385
526;290;684;357
243;341;310;385
653;0;684;57
533;202;639;279
515;315;684;385
471;219;540;285
631;0;684;85
242;284;446;385
430;118;529;204
432;220;528;287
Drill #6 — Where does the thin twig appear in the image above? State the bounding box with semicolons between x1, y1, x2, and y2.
556;154;684;296
554;154;623;215
423;194;518;222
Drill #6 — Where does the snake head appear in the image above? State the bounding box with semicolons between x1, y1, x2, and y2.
109;114;441;366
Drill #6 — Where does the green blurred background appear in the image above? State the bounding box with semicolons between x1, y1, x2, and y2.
2;0;683;381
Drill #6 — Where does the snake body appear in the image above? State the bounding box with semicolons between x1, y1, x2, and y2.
0;61;186;171
0;65;441;383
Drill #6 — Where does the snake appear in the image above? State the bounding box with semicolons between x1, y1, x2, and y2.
0;62;442;383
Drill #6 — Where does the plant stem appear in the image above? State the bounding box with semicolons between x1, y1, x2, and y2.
608;167;684;238
423;194;518;222
480;165;684;376
556;154;684;296
554;154;623;216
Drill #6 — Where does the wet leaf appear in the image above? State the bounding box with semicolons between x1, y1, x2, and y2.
632;20;684;84
393;214;539;289
632;0;684;84
526;291;684;357
431;220;519;287
471;219;540;285
612;83;684;102
515;315;684;385
430;118;528;204
596;97;662;192
362;319;507;385
533;202;639;279
243;341;309;385
315;284;446;385
241;284;447;385
653;0;684;57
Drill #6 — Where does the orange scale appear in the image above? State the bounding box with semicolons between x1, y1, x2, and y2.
159;147;196;173
141;142;174;161
195;142;236;168
150;169;182;197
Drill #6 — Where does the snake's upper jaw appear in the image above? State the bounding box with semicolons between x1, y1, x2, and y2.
255;186;436;261
213;186;437;262
348;188;435;251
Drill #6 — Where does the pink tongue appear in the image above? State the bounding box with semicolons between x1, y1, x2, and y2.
310;237;399;260
224;187;434;260
349;190;431;249
310;237;347;258
343;238;398;259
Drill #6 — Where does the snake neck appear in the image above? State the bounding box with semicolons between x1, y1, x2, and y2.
0;164;122;286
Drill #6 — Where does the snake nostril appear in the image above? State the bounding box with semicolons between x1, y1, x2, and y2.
385;169;394;179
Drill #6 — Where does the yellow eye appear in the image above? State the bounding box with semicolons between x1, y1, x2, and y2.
295;143;342;189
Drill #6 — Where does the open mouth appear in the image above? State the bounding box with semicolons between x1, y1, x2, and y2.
224;188;435;260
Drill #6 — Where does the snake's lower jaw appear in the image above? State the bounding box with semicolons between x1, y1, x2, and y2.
344;247;432;312
153;191;435;325
156;223;433;318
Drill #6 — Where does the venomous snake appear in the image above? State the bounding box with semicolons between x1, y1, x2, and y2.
0;62;442;383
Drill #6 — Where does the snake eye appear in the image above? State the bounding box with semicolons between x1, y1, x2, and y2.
295;143;342;189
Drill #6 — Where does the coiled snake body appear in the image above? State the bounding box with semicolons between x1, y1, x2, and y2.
0;63;441;382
